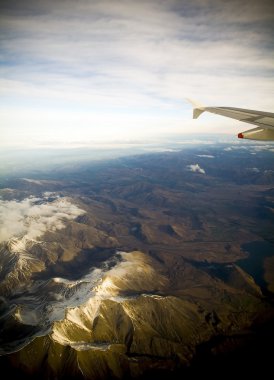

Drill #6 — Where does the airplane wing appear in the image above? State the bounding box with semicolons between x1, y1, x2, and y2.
187;99;274;141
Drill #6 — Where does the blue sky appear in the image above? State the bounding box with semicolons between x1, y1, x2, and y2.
0;0;274;147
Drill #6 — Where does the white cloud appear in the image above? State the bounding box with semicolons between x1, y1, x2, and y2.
0;195;85;245
187;164;206;174
252;145;274;152
249;167;260;173
22;178;44;185
197;155;215;158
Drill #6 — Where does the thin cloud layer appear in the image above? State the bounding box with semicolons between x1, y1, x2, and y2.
0;0;274;146
0;195;85;243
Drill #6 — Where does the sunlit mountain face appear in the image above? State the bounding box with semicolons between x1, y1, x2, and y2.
0;143;274;379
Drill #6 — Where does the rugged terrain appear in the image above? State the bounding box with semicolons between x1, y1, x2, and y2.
0;143;274;379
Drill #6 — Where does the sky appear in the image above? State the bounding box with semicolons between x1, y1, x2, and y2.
0;0;274;148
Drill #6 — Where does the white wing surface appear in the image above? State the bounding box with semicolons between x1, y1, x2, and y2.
187;99;274;141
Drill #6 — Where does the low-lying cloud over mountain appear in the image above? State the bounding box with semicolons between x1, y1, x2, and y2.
0;195;85;243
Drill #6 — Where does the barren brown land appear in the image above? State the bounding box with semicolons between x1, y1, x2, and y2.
0;144;274;379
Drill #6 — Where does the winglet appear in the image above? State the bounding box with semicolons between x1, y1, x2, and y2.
186;98;205;119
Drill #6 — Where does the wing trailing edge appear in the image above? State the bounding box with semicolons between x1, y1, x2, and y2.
186;99;274;141
238;127;274;141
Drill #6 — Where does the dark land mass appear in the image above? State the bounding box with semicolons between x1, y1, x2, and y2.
0;144;274;379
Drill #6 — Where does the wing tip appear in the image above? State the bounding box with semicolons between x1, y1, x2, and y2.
238;132;244;139
185;98;205;119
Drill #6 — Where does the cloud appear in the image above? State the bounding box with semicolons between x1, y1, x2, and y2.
223;143;274;153
22;178;44;185
0;0;274;146
187;163;205;174
0;195;85;245
252;144;274;152
197;154;215;158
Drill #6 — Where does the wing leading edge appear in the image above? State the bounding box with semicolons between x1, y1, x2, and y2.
187;99;274;141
